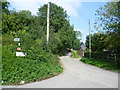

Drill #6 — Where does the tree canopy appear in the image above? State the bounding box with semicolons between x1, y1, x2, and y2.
85;33;108;52
2;2;81;55
94;2;120;54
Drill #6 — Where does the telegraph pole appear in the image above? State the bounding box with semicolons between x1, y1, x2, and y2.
89;19;91;58
47;2;50;44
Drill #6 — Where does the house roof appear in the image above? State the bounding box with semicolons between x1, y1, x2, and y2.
80;42;84;46
81;45;86;50
80;42;86;50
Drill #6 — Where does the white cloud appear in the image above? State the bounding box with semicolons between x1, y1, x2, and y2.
8;1;41;15
55;2;81;17
8;0;82;17
7;0;113;16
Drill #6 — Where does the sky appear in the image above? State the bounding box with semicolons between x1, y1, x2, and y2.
7;0;108;43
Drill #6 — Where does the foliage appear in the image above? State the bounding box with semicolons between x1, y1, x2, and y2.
72;38;80;50
84;52;120;61
30;2;81;54
2;34;63;85
2;53;63;85
85;33;108;52
1;1;10;14
2;1;81;85
81;58;120;72
70;50;80;58
94;2;120;54
84;2;120;72
2;10;33;33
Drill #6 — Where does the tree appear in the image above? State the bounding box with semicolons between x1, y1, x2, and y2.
30;2;81;54
85;33;108;52
1;0;10;14
2;10;33;33
95;2;120;54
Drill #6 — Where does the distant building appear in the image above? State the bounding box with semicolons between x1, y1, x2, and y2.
78;42;86;57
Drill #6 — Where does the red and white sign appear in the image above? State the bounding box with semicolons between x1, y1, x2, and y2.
16;47;22;51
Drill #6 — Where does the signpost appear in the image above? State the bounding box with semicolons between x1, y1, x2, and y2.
14;38;20;42
16;52;26;56
14;38;26;57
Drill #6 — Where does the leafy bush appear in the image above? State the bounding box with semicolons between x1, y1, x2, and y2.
81;58;120;72
2;34;63;85
71;50;80;58
2;55;63;85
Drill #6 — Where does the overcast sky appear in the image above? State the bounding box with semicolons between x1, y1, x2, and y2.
7;0;109;43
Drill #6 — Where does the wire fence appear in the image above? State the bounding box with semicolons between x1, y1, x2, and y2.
84;52;120;63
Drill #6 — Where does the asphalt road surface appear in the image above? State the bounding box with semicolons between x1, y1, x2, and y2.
2;55;118;88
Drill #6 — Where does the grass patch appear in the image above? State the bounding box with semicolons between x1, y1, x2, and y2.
81;58;120;72
70;50;80;58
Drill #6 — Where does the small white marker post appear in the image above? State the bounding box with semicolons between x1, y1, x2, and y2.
18;43;20;47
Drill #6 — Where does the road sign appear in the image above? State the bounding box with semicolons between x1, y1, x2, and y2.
14;38;20;41
16;52;26;56
16;47;22;51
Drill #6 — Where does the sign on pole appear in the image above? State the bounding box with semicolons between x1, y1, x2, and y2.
18;43;21;46
14;38;20;42
16;52;26;56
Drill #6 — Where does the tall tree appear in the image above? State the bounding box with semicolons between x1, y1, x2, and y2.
31;2;81;54
95;2;120;53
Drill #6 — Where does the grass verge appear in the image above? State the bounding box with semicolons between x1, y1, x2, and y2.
81;58;120;72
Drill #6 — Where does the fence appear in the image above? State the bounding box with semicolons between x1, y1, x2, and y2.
84;52;120;63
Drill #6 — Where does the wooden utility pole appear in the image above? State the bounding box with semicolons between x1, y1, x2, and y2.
89;19;91;58
47;2;50;44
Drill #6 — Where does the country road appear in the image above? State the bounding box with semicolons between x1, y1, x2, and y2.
2;55;118;88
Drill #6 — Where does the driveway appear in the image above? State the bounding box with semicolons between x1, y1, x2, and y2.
2;56;118;88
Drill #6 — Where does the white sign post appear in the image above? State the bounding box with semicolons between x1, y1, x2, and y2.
14;38;26;56
18;43;21;46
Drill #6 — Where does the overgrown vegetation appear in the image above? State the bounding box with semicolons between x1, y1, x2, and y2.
70;50;80;58
1;1;81;85
81;58;120;72
94;2;120;54
2;32;63;85
84;2;120;72
2;52;63;85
